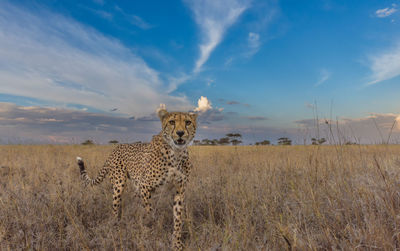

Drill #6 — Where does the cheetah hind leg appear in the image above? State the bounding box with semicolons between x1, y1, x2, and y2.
111;174;127;220
139;185;156;228
139;185;153;214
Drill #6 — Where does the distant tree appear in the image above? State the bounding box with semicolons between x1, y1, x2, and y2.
193;140;201;145
201;139;210;145
218;137;231;145
345;141;357;145
278;137;292;145
311;137;326;145
226;133;242;145
226;133;242;138
196;134;243;146
318;138;326;145
231;139;242;145
199;139;218;145
109;140;119;144
82;139;95;145
255;140;270;145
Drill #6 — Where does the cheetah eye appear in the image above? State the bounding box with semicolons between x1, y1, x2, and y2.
169;120;175;125
185;120;192;126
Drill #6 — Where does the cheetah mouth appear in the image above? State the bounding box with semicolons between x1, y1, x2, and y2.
174;139;186;146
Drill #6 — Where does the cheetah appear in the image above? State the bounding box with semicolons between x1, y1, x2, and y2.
76;107;197;250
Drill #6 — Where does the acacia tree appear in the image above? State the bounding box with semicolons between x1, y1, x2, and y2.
255;140;270;145
198;139;218;145
196;133;243;146
193;140;201;145
278;137;292;145
231;139;242;145
226;133;242;145
311;137;326;145
218;137;231;145
82;139;95;145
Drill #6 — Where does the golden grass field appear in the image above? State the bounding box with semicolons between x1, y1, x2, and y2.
1;144;400;250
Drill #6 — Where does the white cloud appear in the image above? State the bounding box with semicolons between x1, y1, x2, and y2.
245;32;261;57
194;96;212;113
0;2;189;117
193;96;226;123
375;7;397;18
248;32;260;48
368;43;400;85
315;68;331;87
184;0;250;73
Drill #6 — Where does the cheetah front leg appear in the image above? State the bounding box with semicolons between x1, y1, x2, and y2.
172;180;186;250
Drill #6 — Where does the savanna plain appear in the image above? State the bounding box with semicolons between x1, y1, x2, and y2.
1;144;400;250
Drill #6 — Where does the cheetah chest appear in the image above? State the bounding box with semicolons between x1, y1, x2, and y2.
164;152;187;184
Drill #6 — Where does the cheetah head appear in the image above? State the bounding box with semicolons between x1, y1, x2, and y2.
158;108;198;149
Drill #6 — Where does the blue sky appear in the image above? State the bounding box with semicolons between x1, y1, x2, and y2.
0;0;400;144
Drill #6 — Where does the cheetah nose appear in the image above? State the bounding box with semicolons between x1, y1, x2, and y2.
176;131;184;137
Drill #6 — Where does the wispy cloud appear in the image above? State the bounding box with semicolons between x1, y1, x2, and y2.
81;5;113;20
367;43;400;85
315;68;331;86
226;101;240;105
245;32;261;57
225;100;250;107
87;5;153;29
206;78;215;87
130;15;153;30
166;74;191;93
184;0;250;73
92;0;105;6
242;1;279;59
0;102;160;144
222;1;279;65
0;1;189;117
114;5;154;30
375;5;397;18
245;116;268;121
295;113;400;144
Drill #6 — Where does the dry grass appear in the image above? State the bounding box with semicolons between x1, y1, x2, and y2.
1;144;400;250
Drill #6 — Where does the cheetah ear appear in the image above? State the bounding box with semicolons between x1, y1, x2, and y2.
189;112;198;121
157;108;169;121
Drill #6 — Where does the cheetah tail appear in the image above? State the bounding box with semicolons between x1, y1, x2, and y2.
76;157;110;186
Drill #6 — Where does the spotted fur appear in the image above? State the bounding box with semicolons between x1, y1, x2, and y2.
77;108;197;250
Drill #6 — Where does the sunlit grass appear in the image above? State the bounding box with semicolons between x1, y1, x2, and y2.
1;144;400;249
